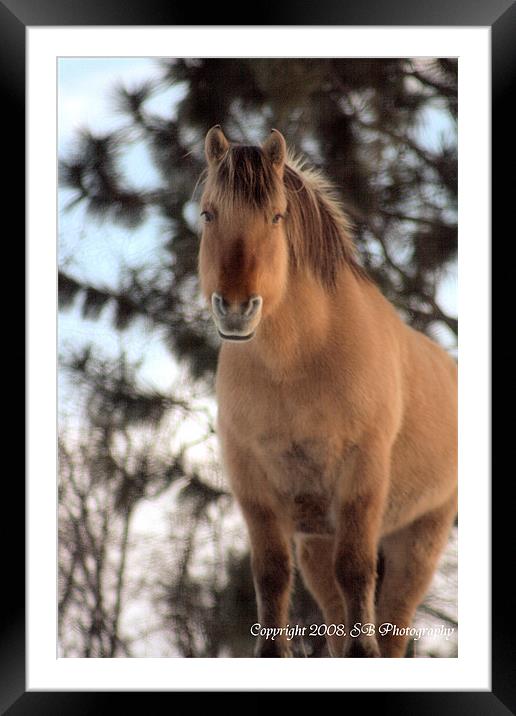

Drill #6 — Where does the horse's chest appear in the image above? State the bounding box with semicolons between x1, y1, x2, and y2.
219;367;353;535
256;435;345;534
262;436;336;488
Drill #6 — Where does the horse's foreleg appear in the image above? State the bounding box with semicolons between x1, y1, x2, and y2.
334;443;390;658
222;438;294;657
296;534;347;656
241;500;294;657
376;493;457;657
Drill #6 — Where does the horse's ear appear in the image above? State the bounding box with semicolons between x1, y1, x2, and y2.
205;125;229;165
262;129;287;174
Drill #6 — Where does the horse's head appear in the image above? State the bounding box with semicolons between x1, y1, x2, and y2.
199;126;290;342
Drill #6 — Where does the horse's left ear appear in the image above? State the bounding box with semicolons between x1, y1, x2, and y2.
262;129;287;174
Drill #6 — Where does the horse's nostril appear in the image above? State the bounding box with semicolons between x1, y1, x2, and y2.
212;292;228;317
243;295;263;318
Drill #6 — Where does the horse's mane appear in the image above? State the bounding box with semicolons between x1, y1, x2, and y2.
283;153;369;288
207;144;369;289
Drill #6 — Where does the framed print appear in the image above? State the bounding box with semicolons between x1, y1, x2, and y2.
7;0;508;709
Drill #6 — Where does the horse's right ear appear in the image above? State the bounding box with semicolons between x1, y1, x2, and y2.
205;125;229;165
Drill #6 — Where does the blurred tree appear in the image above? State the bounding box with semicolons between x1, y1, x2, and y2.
58;59;458;657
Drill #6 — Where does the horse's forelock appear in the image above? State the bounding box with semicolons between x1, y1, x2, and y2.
212;144;282;214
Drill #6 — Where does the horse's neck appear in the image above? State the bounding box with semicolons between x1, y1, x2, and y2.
251;266;365;378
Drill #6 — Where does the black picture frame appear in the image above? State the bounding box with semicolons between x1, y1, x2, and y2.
7;0;507;710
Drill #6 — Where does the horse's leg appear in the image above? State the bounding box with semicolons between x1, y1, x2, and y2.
376;493;457;657
240;500;294;657
334;441;390;658
221;438;294;657
295;535;347;657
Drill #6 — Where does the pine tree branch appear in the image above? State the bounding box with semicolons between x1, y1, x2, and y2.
405;68;458;100
419;602;458;627
350;209;458;337
380;209;455;231
109;506;133;657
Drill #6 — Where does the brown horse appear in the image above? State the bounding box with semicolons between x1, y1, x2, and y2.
198;126;457;658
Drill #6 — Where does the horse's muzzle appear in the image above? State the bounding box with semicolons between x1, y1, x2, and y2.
211;292;262;341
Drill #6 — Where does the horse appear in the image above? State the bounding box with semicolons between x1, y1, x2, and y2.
198;125;457;658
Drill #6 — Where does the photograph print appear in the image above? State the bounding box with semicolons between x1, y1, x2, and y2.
58;58;458;658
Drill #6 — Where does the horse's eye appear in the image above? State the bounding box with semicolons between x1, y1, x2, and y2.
201;210;214;223
272;213;283;224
